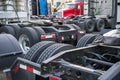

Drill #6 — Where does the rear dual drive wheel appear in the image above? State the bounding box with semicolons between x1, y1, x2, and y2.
85;19;95;33
76;34;103;47
13;42;75;80
18;27;39;53
18;27;46;54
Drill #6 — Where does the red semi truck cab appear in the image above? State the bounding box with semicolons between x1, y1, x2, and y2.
56;2;84;19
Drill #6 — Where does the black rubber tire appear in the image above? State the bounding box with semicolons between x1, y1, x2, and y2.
95;19;105;31
18;27;39;48
24;41;56;62
0;34;22;54
37;43;75;64
85;19;95;33
32;27;45;41
14;41;56;80
12;43;75;80
9;25;21;39
106;19;113;29
11;27;38;80
76;34;94;47
76;34;100;47
0;26;15;36
11;27;39;80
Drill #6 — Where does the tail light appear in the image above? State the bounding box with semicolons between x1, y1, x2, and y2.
49;76;61;80
78;31;86;34
58;36;64;42
41;34;56;39
61;36;64;41
52;34;56;39
72;35;77;40
41;35;46;39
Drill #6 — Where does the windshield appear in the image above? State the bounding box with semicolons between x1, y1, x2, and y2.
66;3;75;9
56;11;62;18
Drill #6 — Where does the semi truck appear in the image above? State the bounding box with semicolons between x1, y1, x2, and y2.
0;28;120;80
0;0;85;53
0;20;85;53
56;1;84;19
0;0;119;79
0;1;120;78
58;0;119;33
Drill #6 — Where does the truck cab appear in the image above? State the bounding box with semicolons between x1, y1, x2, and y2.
56;2;83;19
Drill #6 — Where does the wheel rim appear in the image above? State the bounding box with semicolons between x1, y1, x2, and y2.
19;34;30;54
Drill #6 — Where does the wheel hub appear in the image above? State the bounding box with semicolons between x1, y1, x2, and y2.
19;34;30;54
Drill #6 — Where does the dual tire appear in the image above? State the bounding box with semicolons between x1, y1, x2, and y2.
0;25;51;54
84;19;95;33
18;27;45;53
0;25;21;38
76;34;103;47
84;19;105;33
13;41;75;80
